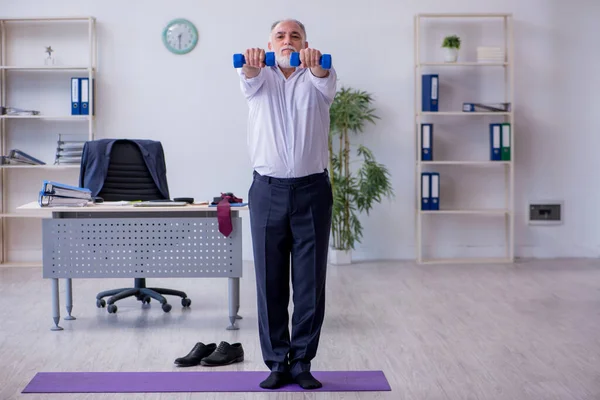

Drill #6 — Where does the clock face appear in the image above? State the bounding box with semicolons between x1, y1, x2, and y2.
162;19;198;54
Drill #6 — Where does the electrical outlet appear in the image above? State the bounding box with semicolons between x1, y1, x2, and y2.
528;202;563;225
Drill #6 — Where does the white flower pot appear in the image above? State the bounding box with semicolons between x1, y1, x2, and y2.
329;248;352;265
444;47;459;63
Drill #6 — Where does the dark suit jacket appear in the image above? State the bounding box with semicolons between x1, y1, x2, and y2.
79;139;170;199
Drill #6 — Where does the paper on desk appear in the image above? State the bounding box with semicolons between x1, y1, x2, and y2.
95;201;130;206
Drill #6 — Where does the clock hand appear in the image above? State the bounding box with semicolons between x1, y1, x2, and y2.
178;33;182;49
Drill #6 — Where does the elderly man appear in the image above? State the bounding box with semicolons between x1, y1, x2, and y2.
237;19;336;389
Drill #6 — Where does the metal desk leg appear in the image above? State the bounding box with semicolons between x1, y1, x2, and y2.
51;278;63;331
64;278;76;320
234;277;242;320
226;277;240;330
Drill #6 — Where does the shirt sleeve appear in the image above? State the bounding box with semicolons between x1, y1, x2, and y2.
308;66;337;104
238;67;266;99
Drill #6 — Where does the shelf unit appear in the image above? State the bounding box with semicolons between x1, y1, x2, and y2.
414;13;514;264
0;16;96;265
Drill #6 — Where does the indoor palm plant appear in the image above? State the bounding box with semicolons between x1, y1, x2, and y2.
442;34;461;62
328;87;394;265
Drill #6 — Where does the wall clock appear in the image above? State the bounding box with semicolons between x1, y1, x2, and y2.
162;18;198;55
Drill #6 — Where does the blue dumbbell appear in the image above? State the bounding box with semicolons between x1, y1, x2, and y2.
290;52;332;69
233;52;276;68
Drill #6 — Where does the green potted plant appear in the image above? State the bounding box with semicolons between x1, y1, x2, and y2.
328;87;394;265
442;34;461;62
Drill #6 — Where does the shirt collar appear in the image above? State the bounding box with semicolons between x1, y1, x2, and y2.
273;65;305;80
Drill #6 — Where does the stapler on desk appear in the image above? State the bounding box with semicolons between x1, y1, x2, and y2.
174;197;194;204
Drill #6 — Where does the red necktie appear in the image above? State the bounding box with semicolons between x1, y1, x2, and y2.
217;197;232;237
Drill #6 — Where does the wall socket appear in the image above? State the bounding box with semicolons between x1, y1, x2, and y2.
528;202;563;225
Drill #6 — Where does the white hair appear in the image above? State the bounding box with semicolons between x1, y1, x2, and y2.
270;19;307;41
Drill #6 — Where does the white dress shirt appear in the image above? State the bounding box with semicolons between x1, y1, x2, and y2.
238;64;337;178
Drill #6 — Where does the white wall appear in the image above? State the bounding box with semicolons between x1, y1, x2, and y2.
1;0;599;263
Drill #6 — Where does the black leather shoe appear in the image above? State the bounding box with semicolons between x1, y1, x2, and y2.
174;342;217;367
200;341;244;366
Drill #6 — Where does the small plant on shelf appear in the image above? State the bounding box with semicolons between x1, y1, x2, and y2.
442;34;461;62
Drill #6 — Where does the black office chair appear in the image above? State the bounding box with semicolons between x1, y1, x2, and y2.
80;139;191;314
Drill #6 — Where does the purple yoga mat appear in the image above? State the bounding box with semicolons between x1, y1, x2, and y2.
22;370;390;393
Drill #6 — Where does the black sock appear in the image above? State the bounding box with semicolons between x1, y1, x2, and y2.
293;371;322;389
259;371;289;389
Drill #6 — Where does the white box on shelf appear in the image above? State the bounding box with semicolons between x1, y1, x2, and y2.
477;46;505;63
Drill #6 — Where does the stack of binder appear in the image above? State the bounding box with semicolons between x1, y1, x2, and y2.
489;123;511;161
38;180;91;207
71;77;94;116
463;102;511;113
0;106;40;116
420;172;440;211
0;149;45;166
54;135;85;165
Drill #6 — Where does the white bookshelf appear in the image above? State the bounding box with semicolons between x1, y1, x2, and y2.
0;16;96;265
414;13;514;264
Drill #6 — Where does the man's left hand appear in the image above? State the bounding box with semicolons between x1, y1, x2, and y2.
299;48;329;78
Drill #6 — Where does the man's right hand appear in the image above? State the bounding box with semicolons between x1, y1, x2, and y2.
242;48;266;78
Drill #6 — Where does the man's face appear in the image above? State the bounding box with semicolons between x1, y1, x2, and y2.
268;21;307;68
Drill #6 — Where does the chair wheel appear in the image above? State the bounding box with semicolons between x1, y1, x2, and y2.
107;304;117;313
143;296;151;304
96;299;106;308
162;303;172;313
181;298;191;307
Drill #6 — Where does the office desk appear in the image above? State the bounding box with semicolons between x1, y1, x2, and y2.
17;201;247;332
